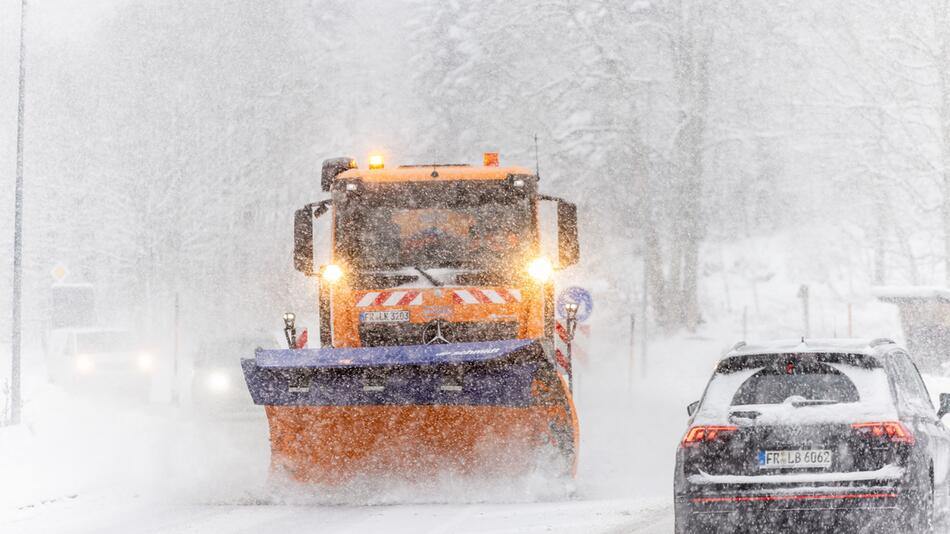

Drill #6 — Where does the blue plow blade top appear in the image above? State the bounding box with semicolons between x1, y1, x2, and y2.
241;339;545;407
253;339;537;369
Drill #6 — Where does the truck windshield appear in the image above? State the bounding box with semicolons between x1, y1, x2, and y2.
335;182;533;270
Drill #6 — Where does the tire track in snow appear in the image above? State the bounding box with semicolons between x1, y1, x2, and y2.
603;502;673;533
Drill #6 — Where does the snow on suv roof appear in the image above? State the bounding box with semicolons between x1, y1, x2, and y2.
872;285;950;302
725;338;896;358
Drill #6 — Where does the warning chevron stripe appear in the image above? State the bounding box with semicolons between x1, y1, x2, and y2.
355;290;423;308
451;288;522;305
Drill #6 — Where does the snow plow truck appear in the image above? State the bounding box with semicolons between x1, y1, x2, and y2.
242;153;583;484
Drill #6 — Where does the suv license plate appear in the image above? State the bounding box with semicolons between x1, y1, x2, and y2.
758;449;832;469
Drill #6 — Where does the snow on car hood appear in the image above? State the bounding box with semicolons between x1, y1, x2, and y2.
693;363;898;426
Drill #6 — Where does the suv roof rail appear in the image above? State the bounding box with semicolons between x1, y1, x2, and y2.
729;341;747;352
869;338;896;348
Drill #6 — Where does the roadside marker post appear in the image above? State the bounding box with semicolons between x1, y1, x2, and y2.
8;0;27;426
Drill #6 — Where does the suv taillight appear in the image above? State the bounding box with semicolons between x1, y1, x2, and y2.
681;425;737;448
852;422;915;444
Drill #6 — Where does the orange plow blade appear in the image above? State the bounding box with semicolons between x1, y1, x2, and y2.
266;404;571;484
242;340;578;484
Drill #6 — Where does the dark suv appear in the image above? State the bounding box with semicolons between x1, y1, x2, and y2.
674;339;950;533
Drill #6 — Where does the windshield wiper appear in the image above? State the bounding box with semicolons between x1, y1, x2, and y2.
455;270;507;286
354;273;419;289
414;266;442;287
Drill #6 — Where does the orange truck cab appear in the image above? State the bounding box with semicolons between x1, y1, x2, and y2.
241;154;583;485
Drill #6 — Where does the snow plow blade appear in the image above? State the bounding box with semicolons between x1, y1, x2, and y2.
242;339;578;484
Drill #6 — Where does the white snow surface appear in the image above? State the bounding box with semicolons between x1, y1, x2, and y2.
0;312;726;533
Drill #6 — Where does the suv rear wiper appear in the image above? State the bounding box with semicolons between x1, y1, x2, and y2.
414;266;442;287
729;410;762;421
791;399;841;407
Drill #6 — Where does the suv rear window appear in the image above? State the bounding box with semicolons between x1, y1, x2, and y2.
731;362;860;405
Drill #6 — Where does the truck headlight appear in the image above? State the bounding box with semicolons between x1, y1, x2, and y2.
207;371;230;393
137;351;154;373
322;264;343;284
527;257;554;282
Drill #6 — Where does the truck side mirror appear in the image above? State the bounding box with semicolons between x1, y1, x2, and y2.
939;393;950;419
557;200;579;268
294;206;314;275
322;157;356;192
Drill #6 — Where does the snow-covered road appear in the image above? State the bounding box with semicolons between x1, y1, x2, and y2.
0;329;729;533
0;389;681;534
7;324;949;532
6;494;673;534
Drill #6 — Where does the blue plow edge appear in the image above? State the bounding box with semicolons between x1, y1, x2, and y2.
253;338;537;369
241;339;545;407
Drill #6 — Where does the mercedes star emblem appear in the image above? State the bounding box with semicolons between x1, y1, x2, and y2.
423;320;452;345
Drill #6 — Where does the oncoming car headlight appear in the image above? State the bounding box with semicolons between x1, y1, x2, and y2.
206;371;231;394
75;354;95;374
137;351;154;373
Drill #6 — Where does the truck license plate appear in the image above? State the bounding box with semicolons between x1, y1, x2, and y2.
758;449;832;469
360;310;410;323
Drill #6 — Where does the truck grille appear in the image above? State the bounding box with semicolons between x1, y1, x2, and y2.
359;321;519;347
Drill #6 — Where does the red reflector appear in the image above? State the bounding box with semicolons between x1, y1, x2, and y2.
295;328;308;349
852;422;915;444
681;425;737;447
483;152;499;167
691;492;897;504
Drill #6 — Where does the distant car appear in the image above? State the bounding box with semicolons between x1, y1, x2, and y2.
675;338;950;534
46;327;155;397
190;335;277;415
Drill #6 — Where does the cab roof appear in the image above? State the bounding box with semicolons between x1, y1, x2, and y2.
337;165;535;184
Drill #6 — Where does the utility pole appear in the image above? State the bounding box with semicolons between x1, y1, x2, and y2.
10;0;27;425
847;303;853;338
797;285;810;338
172;292;180;404
742;305;748;341
640;260;649;378
627;313;635;394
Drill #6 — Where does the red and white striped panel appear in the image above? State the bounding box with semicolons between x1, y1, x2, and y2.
451;288;522;305
355;290;424;308
554;320;572;377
